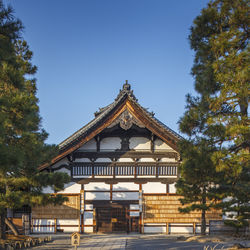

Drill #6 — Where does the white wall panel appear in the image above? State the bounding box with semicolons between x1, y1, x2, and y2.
113;182;139;191
100;137;121;151
169;183;176;193
142;182;166;193
85;192;110;200
169;224;193;234
139;158;155;162
130;212;139;216
75;158;91;162
85;204;93;210
112;192;138;200
117;158;133;162
84;212;93;225
130;204;139;210
78;139;96;151
130;137;150;150
85;182;110;191
155;139;172;150
95;158;112;162
57;219;78;226
144;226;166;233
84;227;93;233
160;158;176;162
58;182;81;194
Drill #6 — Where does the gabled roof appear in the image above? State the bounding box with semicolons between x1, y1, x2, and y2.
39;81;182;170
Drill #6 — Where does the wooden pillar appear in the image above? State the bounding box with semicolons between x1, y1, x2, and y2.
54;218;57;234
80;185;85;234
193;222;196;234
110;184;113;201
93;208;96;233
91;162;94;178
166;222;169;235
166;183;169;194
139;184;144;234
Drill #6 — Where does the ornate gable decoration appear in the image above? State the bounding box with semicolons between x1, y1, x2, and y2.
108;109;145;130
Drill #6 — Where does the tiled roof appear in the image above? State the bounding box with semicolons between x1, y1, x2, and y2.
59;81;182;151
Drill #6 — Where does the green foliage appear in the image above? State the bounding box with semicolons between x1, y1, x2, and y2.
0;0;70;231
176;138;219;235
179;0;249;232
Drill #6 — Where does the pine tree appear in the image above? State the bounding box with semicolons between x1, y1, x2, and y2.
178;0;249;234
176;94;221;235
0;1;70;239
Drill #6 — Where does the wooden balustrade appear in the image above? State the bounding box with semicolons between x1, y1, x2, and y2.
72;164;178;177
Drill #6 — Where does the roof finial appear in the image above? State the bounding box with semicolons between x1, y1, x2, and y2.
123;80;131;91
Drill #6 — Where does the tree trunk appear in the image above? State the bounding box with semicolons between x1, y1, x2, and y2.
0;209;6;239
201;209;206;235
201;189;206;235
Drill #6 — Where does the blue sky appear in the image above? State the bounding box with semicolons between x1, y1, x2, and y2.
5;0;209;144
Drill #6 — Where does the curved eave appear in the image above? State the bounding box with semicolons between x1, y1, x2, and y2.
39;96;181;171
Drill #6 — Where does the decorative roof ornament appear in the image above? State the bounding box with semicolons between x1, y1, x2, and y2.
108;109;145;130
115;80;138;102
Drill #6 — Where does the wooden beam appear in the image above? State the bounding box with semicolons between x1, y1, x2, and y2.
80;186;84;234
166;222;169;235
54;218;57;234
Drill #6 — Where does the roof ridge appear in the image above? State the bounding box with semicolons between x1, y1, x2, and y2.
58;81;182;151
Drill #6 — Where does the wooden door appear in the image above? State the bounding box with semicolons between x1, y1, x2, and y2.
96;207;112;233
130;217;139;232
96;206;128;233
111;207;127;232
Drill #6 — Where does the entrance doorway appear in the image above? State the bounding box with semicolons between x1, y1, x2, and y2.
96;205;128;233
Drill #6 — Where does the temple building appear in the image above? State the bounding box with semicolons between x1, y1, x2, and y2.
32;82;221;234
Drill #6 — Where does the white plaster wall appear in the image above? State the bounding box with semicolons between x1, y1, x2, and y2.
51;158;69;170
169;224;193;234
75;158;91;162
78;139;96;151
169;183;176;193
130;204;139;210
85;204;93;210
139;158;155;162
112;192;138;200
130;212;139;216
117;158;133;162
160;158;176;162
85;192;110;200
113;182;139;191
144;226;166;233
84;212;93;225
85;182;110;191
57;182;81;194
154;139;172;150
95;158;112;162
57;219;78;226
32;219;54;233
100;137;121;151
84;227;93;233
130;137;150;150
142;182;166;193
